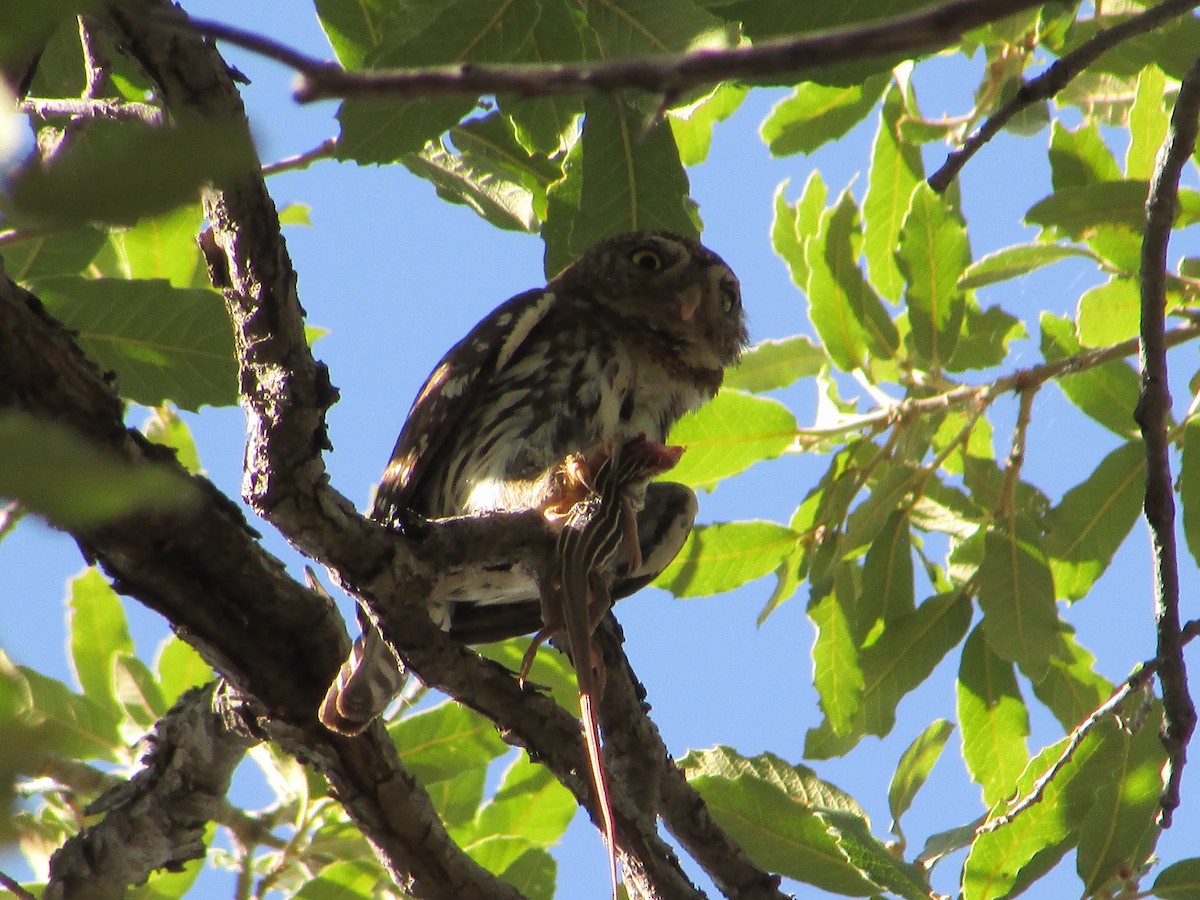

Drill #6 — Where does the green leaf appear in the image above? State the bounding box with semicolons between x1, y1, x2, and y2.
806;591;972;758
1027;180;1200;239
958;242;1091;290
0;411;199;528
114;654;168;728
1030;625;1112;730
1076;277;1140;347
499;0;588;156
896;182;969;367
667;390;797;487
105;204;205;286
1126;65;1170;179
573;94;697;255
681;747;880;895
1049;121;1122;190
141;406;202;475
962;733;1104;900
857;509;915;638
957;626;1030;808
5;117;254;227
1075;719;1164;895
67;569;133;714
820;809;933;900
1060;13;1200;81
154;637;213;706
887;719;954;839
978;517;1059;682
761;75;888;157
313;0;396;67
808;576;865;737
392;701;508;787
1154;858;1200;899
17;663;123;761
0;0;96;77
863;84;924;302
669;83;746;166
1182;420;1200;571
657;520;799;598
946;299;1026;372
463;754;574;853
31;275;237;410
401;140;538;233
295;860;383;899
806;190;899;369
1044;440;1144;601
771;173;825;292
335;0;543;161
1;227;107;280
725;336;824;393
1040;312;1141;438
585;0;738;58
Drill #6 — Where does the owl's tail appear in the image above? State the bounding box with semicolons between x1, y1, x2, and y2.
319;623;406;735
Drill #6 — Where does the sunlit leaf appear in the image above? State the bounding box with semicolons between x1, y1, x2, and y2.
67;569;132;715
681;746;881;895
657;520;799;598
809;574;864;737
957;626;1030;808
977;518;1059;682
897;182;969;367
761;75;888;157
863;85;923;302
667;390;797;488
1076;278;1139;347
1040;313;1141;439
1126;65;1170;179
1044;440;1144;601
726;336;825;393
958;242;1091;290
888;719;954;839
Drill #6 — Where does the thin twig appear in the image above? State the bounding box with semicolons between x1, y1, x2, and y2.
18;97;165;124
978;618;1200;833
173;0;1047;103
929;0;1200;193
0;870;35;900
79;16;112;99
261;138;338;176
792;323;1200;444
1135;49;1200;828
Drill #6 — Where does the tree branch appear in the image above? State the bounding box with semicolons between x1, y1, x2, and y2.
44;684;254;900
175;0;1047;103
94;2;742;896
929;0;1200;192
1134;48;1200;827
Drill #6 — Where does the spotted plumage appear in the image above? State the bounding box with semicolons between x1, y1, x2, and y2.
319;231;746;735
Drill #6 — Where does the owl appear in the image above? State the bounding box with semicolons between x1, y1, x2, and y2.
319;231;746;735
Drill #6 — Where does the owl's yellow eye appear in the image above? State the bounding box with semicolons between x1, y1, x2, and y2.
630;247;663;271
720;287;739;313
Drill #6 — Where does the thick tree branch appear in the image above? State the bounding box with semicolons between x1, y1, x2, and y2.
177;0;1046;103
44;684;254;900
0;266;518;898
929;0;1200;192
1134;49;1200;827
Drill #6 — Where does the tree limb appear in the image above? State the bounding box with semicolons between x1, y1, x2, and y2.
44;685;254;900
1134;48;1200;827
929;0;1200;192
174;0;1047;103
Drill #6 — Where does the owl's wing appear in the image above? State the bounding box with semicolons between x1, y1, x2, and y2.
369;286;555;524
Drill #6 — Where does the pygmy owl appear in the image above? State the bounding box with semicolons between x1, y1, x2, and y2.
319;231;746;735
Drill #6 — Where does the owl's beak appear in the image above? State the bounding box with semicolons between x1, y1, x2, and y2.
678;285;703;321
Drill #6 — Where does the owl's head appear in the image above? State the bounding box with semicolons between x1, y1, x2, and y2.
551;231;748;373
